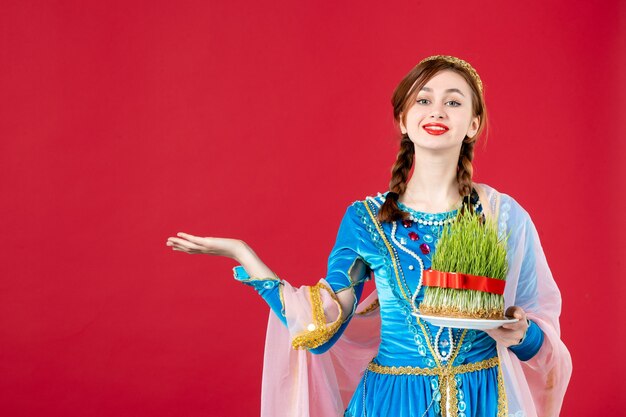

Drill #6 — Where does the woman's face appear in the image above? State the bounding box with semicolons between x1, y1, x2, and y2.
400;69;480;152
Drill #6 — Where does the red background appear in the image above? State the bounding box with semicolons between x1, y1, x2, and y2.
1;1;624;416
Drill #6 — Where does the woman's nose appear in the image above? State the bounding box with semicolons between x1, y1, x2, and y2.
429;104;446;119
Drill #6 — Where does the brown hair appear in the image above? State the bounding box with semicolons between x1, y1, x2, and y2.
377;56;488;223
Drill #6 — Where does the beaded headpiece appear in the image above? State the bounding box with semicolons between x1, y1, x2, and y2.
418;55;484;94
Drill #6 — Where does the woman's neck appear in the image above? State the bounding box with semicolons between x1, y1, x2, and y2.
399;147;462;213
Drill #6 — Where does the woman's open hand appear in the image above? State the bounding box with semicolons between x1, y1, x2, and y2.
484;306;529;348
166;232;245;260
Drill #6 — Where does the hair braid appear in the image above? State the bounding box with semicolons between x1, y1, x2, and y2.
457;139;476;215
377;134;414;222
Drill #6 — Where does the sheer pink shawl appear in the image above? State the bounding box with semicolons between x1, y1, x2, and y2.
258;183;572;417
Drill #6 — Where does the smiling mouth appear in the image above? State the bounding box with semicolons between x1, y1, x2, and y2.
422;124;449;135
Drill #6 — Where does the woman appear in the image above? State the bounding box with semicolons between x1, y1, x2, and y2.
166;55;572;417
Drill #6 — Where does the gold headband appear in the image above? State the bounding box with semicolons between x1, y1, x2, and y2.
418;55;484;94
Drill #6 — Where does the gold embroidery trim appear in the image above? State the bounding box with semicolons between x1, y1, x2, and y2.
497;361;508;417
368;356;503;417
446;329;468;415
356;298;380;315
289;254;370;350
367;356;499;375
291;282;344;350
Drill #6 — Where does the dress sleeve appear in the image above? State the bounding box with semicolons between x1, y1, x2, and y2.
508;214;546;361
233;265;287;326
509;319;545;361
499;200;572;416
232;202;372;354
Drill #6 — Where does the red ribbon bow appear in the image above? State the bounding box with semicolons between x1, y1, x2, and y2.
422;269;505;295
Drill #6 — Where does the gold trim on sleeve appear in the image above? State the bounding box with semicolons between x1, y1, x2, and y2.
291;282;344;350
356;298;380;316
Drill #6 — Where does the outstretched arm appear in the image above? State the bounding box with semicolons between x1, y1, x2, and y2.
166;202;373;354
166;234;290;325
167;233;276;278
166;233;364;328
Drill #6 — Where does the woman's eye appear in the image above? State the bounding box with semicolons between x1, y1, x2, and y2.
416;98;461;106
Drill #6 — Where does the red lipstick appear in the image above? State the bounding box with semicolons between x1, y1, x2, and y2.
422;123;449;135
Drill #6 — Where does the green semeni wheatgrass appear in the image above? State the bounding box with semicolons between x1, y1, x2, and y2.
419;207;510;319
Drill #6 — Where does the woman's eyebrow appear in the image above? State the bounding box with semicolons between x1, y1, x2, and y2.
420;87;465;97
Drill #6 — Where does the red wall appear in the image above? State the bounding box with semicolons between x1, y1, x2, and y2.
1;1;623;416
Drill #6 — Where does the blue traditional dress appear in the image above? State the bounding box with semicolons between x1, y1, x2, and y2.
233;188;544;417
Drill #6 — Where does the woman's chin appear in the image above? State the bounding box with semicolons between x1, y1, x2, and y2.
411;139;463;154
